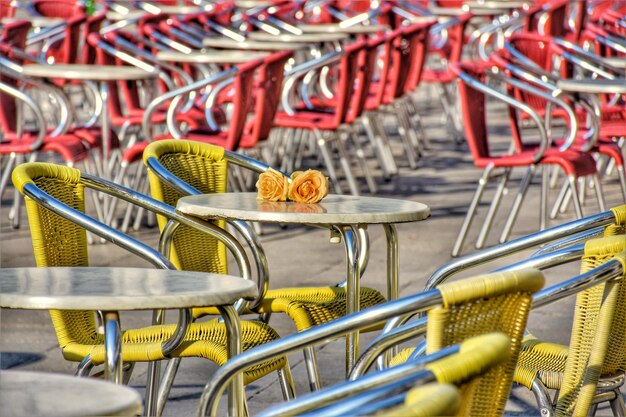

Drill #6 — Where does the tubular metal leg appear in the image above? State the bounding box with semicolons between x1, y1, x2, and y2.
348;127;377;194
102;311;123;384
452;165;495;257
338;225;360;376
277;362;296;401
217;305;245;417
617;167;626;202
394;108;419;169
0;153;16;200
499;165;538;244
610;389;626;417
156;358;182;417
550;180;570;220
314;130;343;195
568;175;584;219
333;131;360;196
371;113;399;176
303;346;322;392
541;165;549;231
592;174;606;212
531;379;554;417
476;169;511;249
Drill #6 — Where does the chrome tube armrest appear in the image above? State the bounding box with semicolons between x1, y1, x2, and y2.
167;26;205;49
40;32;66;60
0;58;73;136
111;36;196;111
0;81;46;151
426;210;617;289
531;227;605;257
201;18;246;42
148;29;194;54
25;22;67;46
457;69;550;162
596;33;626;55
199;289;443;416
551;37;622;75
201;78;235;132
142;67;237;141
145;155;270;308
281;50;343;115
491;69;579;152
338;8;382;28
100;16;142;34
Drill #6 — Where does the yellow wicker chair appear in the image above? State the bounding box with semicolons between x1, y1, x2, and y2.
142;139;387;388
513;234;626;417
199;269;544;416
11;162;291;414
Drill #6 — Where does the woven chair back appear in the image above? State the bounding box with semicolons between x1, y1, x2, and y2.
555;235;626;416
144;140;229;275
426;269;544;416
12;163;101;361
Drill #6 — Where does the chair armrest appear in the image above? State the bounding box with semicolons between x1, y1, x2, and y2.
25;22;67;46
142;67;237;141
426;209;618;288
199;288;443;416
0;81;46;151
281;50;343;115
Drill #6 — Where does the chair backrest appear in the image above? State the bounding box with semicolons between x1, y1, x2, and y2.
402;20;434;94
247;50;293;144
31;0;85;18
0;20;32;133
0;0;16;18
451;61;491;161
523;0;569;38
346;33;386;123
81;12;106;65
11;162;97;360
424;268;543;416
143;140;229;273
332;40;368;126
554;235;626;416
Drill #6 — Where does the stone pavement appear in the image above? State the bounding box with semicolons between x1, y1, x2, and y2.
1;92;624;416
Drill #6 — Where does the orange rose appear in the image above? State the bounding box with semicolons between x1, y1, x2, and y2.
256;169;289;202
287;170;329;204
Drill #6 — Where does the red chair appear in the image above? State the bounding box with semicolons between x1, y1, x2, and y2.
449;61;602;256
272;41;369;195
420;12;473;143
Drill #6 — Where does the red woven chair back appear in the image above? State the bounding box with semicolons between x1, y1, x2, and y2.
346;34;386;123
46;15;85;65
333;40;368;125
223;59;265;150
0;21;31;133
402;20;434;93
447;12;473;64
248;50;292;144
451;61;491;161
0;0;16;18
31;0;84;18
81;13;106;65
524;0;569;37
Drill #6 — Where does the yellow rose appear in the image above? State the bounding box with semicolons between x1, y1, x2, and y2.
287;169;329;204
256;169;289;202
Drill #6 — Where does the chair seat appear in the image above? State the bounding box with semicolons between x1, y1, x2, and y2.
474;147;598;176
421;68;456;84
195;286;387;332
512;335;568;390
273;109;340;131
1;132;90;162
66;318;285;385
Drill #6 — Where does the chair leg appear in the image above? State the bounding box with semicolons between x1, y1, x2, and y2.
314;129;343;195
347;128;377;194
550;180;570;220
592;174;607;212
156;357;182;417
404;96;430;150
277;360;296;401
540;165;549;231
609;389;626;417
394;104;420;169
0;153;17;200
303;346;322;392
361;114;395;180
333;131;360;196
617;165;626;202
476;168;510;249
567;175;584;219
531;379;555;417
500;165;538;244
452;164;494;257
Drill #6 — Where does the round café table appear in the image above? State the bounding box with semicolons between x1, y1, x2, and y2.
203;37;309;50
0;267;257;415
246;32;348;43
20;64;158;178
176;193;430;374
156;50;269;64
0;370;143;417
296;23;389;34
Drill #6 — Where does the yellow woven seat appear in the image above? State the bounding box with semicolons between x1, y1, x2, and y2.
512;234;626;416
12;162;287;391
